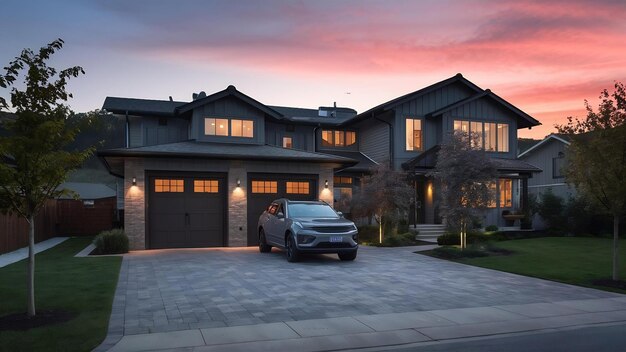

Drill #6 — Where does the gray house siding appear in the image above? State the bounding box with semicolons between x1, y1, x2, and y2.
520;139;575;200
354;116;391;164
191;96;266;145
127;115;189;147
393;81;477;169
265;121;315;151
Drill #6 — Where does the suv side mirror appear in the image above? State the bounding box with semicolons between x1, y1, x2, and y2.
336;211;344;218
276;211;284;218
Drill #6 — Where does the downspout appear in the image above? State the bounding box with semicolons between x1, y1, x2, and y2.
373;113;393;167
313;124;321;152
125;110;130;148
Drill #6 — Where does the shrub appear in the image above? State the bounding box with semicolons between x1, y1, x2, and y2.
485;225;498;232
437;231;490;245
380;232;415;247
93;229;129;255
357;225;379;244
396;218;409;234
537;190;565;230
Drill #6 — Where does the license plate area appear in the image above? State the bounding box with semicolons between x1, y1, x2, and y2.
329;236;343;243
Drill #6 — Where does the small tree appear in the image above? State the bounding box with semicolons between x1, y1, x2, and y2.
536;189;565;230
352;163;414;243
429;131;497;249
556;82;626;281
0;39;92;316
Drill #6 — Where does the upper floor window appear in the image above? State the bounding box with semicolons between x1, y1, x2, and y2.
204;118;254;138
283;136;293;148
454;120;509;153
321;130;356;147
553;152;566;179
405;118;423;151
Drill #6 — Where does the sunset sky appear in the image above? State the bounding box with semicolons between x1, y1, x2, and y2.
2;0;625;138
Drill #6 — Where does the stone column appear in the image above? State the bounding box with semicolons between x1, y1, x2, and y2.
228;163;247;246
124;158;146;250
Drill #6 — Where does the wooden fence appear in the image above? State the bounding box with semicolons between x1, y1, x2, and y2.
0;200;58;255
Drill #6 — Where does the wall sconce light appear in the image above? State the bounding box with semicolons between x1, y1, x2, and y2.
236;178;241;187
132;177;137;186
324;180;329;188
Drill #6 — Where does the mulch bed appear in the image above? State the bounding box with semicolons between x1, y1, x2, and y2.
591;279;626;290
0;310;75;331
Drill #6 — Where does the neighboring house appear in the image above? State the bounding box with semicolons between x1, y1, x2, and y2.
56;182;118;236
98;74;542;250
517;134;575;200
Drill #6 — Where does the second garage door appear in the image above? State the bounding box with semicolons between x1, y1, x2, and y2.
148;173;226;249
247;173;317;245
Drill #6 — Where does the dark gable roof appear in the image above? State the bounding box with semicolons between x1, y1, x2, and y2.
347;73;483;124
98;141;357;164
176;85;283;120
103;97;186;116
518;134;571;158
426;90;540;128
402;145;541;173
318;150;378;173
268;106;357;126
57;182;116;200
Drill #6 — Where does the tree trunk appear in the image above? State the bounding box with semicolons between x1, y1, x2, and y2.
27;215;36;317
613;215;620;281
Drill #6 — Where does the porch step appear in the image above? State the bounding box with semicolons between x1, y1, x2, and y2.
410;224;445;242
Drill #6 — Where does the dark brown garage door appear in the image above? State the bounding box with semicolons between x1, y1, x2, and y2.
148;173;226;249
247;173;317;245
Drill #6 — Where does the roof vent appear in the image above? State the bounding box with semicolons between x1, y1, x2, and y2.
318;109;328;117
169;96;173;102
193;91;206;100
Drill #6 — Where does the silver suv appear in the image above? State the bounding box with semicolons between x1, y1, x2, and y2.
257;199;358;262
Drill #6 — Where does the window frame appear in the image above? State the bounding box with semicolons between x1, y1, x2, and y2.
453;119;509;153
286;181;310;195
204;117;254;138
282;136;293;148
321;129;357;147
405;118;423;151
552;153;566;179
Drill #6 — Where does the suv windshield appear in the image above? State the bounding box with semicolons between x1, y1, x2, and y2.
288;203;338;218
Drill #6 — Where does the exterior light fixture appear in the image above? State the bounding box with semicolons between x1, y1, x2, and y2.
325;180;329;188
236;178;241;187
132;177;137;186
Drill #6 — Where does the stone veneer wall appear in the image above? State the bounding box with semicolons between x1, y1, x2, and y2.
227;163;247;246
124;158;146;250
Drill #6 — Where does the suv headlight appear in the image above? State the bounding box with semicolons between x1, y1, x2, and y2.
297;234;316;244
293;221;303;228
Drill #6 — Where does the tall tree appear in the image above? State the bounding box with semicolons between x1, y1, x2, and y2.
429;131;497;249
556;82;626;281
0;39;92;316
351;163;414;243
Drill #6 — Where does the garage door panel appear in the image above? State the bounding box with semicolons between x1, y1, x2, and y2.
148;174;226;249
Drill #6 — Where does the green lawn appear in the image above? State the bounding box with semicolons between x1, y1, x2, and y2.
437;237;626;294
0;237;122;352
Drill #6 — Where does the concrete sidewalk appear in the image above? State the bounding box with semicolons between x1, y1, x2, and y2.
106;296;626;352
0;237;69;268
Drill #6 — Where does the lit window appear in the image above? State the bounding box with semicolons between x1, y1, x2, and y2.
321;130;356;147
487;181;497;208
497;123;509;152
155;179;184;192
286;181;309;194
205;118;253;137
405;118;422;151
470;121;483;149
194;180;219;193
333;176;353;185
322;130;333;147
485;122;497;151
283;137;293;148
251;181;277;194
499;179;512;207
453;120;469;133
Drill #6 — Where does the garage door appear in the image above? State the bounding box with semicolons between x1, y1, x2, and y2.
247;173;317;246
148;173;226;249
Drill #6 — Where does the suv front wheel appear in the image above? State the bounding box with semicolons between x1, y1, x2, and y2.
286;235;300;262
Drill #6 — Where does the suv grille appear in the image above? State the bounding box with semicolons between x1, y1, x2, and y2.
314;242;354;248
310;226;354;233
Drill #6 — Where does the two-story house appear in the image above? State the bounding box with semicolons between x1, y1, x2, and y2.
98;74;541;250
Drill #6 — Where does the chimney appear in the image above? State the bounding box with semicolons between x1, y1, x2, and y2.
169;96;173;102
334;102;337;108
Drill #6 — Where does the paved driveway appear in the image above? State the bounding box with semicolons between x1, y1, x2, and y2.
113;246;616;336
